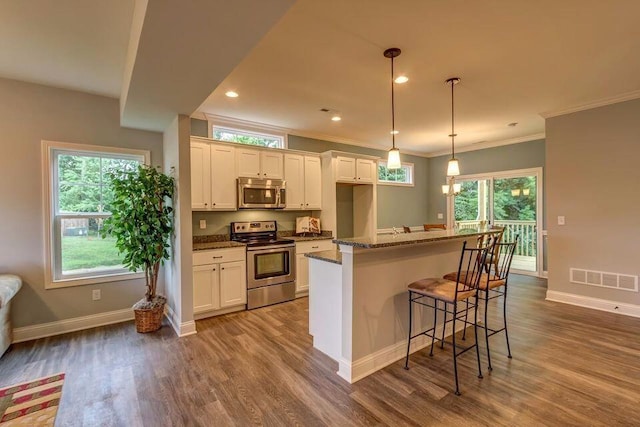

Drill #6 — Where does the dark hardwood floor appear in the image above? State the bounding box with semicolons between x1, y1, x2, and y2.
2;275;640;426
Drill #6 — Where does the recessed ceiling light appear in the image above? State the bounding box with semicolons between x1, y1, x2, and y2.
508;122;518;127
390;130;399;135
225;91;239;98
394;75;409;84
331;115;342;121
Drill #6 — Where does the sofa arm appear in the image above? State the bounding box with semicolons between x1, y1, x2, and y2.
0;275;22;308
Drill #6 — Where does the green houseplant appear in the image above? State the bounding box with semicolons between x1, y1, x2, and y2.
101;164;174;333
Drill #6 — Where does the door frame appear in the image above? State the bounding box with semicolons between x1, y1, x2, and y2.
446;167;544;277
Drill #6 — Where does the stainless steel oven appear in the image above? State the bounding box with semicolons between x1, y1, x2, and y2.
230;221;296;309
237;178;286;209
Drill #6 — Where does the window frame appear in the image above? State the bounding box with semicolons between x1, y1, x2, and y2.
42;140;150;289
377;160;415;187
208;118;288;149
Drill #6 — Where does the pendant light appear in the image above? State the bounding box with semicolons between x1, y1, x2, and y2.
442;77;462;196
384;48;402;170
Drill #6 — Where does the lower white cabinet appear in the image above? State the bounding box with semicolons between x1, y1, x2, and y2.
295;239;334;294
193;248;246;315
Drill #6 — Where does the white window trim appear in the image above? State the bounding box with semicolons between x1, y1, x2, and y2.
377;161;415;187
42;140;150;289
207;116;288;149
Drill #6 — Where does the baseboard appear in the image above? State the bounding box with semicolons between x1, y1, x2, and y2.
12;308;134;343
165;304;198;337
193;304;245;321
546;290;640;318
338;321;468;383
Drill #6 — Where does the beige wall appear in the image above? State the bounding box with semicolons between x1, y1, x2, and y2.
546;99;640;305
0;78;163;328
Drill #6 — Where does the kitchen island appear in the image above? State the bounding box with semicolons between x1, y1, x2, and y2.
307;228;494;383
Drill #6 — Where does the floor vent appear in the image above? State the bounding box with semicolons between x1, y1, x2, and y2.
570;268;638;292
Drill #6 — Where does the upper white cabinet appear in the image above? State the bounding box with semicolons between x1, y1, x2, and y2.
191;141;236;210
356;159;376;184
237;148;283;179
336;156;356;182
284;154;322;210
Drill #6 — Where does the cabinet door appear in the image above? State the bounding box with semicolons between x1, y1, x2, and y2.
210;145;237;210
237;148;261;178
193;264;220;313
220;261;247;308
336;156;356;182
284;154;305;209
261;151;284;179
190;142;211;209
296;253;309;293
356;159;376;184
304;156;322;209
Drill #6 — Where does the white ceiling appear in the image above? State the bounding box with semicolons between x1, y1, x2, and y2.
0;0;134;98
197;0;640;154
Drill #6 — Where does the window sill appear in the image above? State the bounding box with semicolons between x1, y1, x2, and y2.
46;271;145;289
377;181;415;187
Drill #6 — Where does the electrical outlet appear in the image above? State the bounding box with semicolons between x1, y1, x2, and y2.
199;219;206;229
557;216;565;226
92;289;101;301
437;213;444;219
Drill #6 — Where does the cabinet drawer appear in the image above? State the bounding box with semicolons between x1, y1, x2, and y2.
193;248;245;266
296;239;334;254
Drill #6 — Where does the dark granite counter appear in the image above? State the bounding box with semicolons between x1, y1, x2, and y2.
193;241;246;251
305;250;342;265
333;228;495;249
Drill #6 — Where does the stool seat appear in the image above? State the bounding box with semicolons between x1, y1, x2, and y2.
442;271;506;290
408;278;476;302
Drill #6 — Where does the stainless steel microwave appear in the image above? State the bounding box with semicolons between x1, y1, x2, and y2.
237;178;286;209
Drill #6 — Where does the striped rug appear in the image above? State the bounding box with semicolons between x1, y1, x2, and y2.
0;373;64;426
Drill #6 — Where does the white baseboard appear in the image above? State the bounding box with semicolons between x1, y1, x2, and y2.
546;290;640;318
338;321;468;383
165;304;198;337
12;308;134;343
193;304;245;321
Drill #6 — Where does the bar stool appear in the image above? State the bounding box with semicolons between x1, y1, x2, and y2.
444;236;518;370
403;226;412;233
403;241;489;396
423;223;447;231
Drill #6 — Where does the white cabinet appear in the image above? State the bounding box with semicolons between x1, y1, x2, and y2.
210;145;237;209
356;159;376;184
284;154;322;210
193;248;246;315
295;239;334;294
237;148;283;179
190;141;236;210
336;156;356;182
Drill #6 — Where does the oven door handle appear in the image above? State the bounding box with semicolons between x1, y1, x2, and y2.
246;244;295;252
275;187;281;207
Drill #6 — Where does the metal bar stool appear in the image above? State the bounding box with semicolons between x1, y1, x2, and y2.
444;235;518;370
403;241;490;396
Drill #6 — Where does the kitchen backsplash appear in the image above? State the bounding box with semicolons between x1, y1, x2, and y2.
192;210;315;236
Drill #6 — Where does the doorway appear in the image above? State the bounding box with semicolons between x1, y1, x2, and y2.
447;168;543;276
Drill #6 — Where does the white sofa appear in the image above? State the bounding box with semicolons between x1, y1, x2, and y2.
0;275;21;358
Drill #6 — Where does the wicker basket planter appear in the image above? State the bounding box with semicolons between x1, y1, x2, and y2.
133;296;166;333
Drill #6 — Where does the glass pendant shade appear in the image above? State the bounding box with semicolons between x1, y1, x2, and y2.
387;148;401;169
453;183;461;194
447;158;460;177
442;184;449;194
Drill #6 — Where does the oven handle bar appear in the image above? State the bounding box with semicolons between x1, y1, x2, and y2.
246;244;295;252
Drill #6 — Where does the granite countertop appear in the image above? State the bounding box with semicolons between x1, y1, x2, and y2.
287;235;334;242
333;228;495;249
193;241;246;251
305;250;342;265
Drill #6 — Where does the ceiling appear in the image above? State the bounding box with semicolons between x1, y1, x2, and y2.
197;0;640;154
1;1;639;146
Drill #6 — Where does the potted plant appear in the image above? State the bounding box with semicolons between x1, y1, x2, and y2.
101;164;174;333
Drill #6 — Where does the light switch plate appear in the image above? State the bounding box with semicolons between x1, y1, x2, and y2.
199;219;206;229
92;289;101;301
437;213;444;219
557;216;565;225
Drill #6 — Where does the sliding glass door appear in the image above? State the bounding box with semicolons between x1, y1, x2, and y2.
449;168;542;275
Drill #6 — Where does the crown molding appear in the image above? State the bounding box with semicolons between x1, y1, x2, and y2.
540;89;640;119
425;133;546;158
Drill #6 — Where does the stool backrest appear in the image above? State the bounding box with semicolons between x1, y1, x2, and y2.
454;241;491;295
424;223;447;231
492;235;519;279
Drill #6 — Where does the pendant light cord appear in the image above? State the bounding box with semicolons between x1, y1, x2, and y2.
391;56;396;149
450;79;455;159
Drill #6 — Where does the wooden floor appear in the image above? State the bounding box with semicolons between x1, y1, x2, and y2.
2;275;640;426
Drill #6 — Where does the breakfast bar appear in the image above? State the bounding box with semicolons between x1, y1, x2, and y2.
307;228;493;383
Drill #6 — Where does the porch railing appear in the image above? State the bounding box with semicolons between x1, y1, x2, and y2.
457;220;537;257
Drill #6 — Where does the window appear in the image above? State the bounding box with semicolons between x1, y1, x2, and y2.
212;125;285;149
43;141;149;288
378;161;414;186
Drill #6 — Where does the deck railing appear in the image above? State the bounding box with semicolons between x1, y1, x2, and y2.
457;220;537;257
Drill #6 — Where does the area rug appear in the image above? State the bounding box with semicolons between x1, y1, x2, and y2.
0;373;64;426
